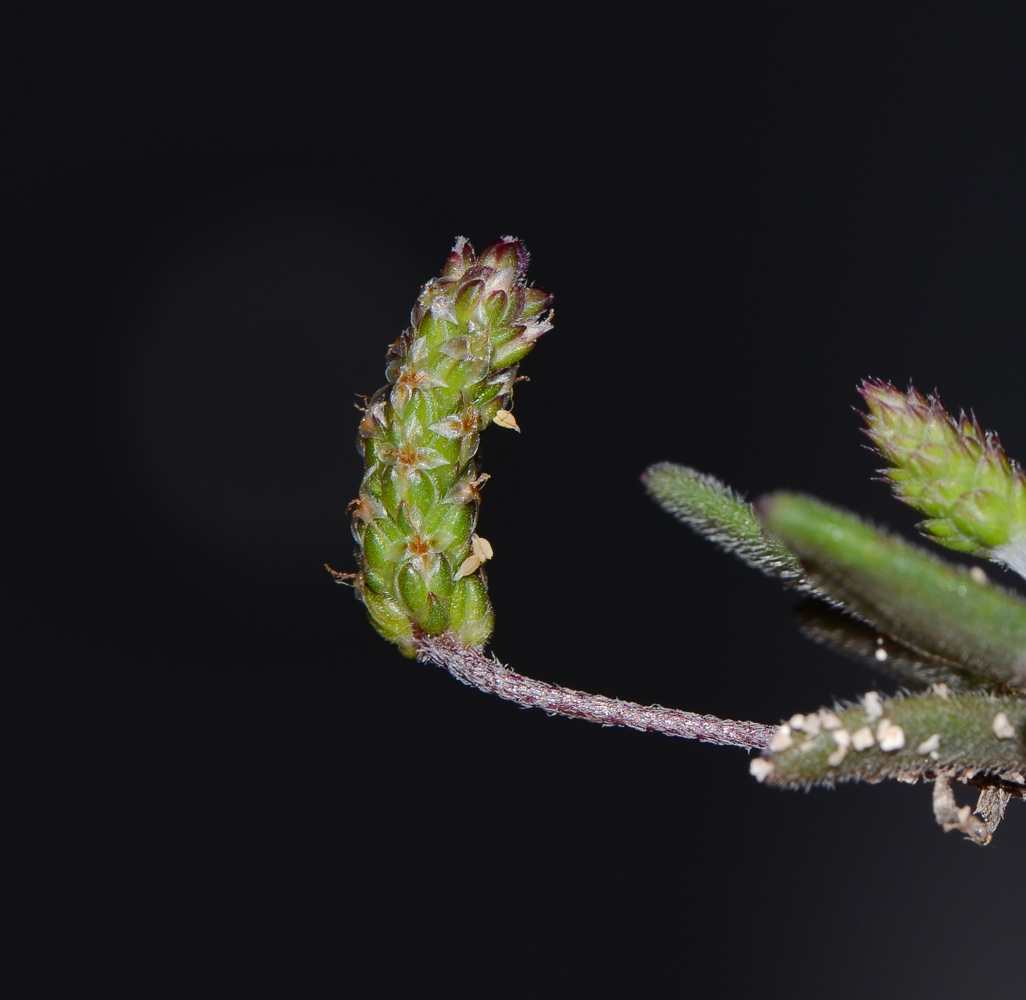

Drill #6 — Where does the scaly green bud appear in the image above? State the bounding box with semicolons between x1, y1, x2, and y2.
859;380;1026;576
757;493;1026;689
347;237;553;655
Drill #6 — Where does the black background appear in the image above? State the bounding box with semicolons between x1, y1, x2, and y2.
11;3;1026;996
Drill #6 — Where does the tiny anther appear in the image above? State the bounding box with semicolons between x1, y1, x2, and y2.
750;758;775;782
832;728;851;748
454;553;482;580
768;725;794;752
471;534;494;563
917;734;941;755
969;566;988;584
820;711;843;730
931;682;950;699
492;409;520;431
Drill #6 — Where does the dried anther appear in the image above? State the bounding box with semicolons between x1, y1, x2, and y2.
492;409;520;431
932;774;991;845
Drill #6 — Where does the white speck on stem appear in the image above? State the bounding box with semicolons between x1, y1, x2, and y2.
827;745;848;766
877;720;906;751
993;712;1016;739
851;726;875;751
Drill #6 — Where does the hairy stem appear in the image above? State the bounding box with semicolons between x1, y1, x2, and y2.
414;633;775;749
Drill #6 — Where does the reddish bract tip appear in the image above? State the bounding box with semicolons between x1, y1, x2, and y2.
442;236;477;279
478;237;529;280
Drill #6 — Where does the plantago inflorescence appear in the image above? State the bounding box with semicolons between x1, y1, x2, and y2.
860;381;1026;577
340;237;552;655
343;241;1024;843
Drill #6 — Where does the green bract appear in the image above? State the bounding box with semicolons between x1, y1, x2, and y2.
349;237;552;655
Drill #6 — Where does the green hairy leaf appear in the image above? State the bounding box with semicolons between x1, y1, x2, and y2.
642;463;815;592
793;600;995;695
757;493;1026;690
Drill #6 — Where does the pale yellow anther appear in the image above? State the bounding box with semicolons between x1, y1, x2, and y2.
492;409;520;431
768;725;794;752
832;728;851;748
931;683;950;699
917;734;941;755
472;535;494;562
750;758;775;782
454;553;482;580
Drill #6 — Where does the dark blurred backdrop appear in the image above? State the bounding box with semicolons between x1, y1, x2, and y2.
10;3;1026;996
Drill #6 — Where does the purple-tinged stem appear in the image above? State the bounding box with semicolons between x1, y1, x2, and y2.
415;633;774;750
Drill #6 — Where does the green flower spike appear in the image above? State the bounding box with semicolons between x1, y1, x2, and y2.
344;237;553;655
860;380;1026;577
